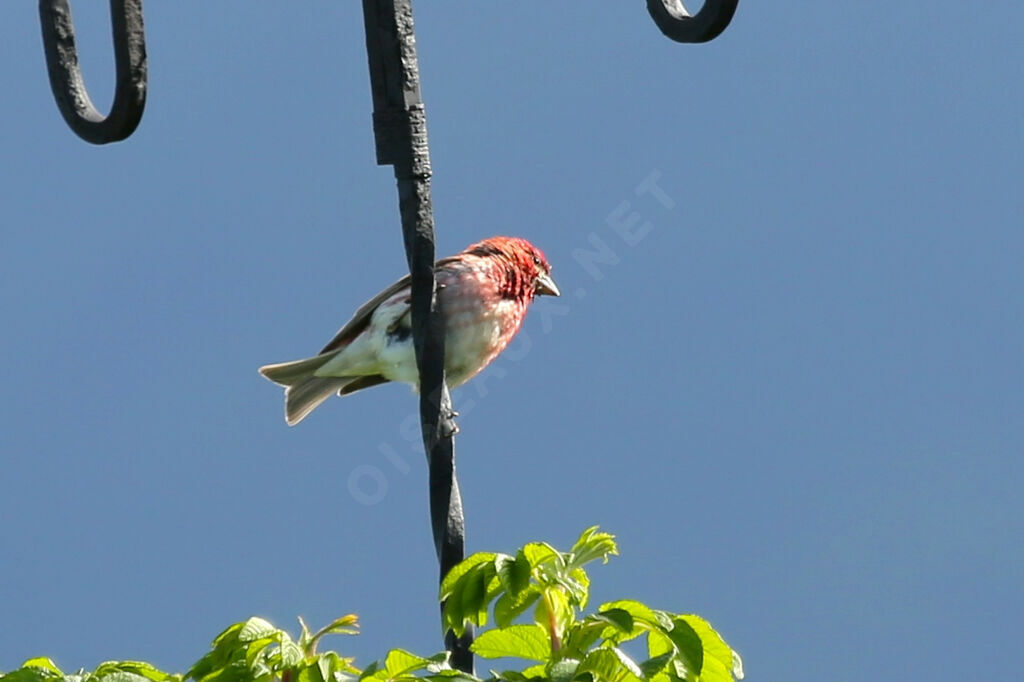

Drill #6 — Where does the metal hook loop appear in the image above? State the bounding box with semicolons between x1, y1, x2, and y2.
647;0;738;43
38;0;148;144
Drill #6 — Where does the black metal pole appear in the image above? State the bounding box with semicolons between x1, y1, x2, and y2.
38;0;147;144
360;0;473;673
646;0;739;43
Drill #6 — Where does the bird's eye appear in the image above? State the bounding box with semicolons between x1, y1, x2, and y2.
532;255;541;266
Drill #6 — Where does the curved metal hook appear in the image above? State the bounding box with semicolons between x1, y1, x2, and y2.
38;0;147;144
647;0;738;44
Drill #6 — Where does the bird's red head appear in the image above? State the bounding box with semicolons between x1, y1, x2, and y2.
463;236;560;301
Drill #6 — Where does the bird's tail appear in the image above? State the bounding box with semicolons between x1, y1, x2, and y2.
259;354;351;426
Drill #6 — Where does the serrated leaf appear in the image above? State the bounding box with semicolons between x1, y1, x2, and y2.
495;552;532;599
561;618;607;658
93;663;171;682
318;651;357;682
567;528;618;568
460;568;488;627
95;672;157;682
422;672;473;682
296;662;325;682
440;553;496;600
238;619;279;643
567;568;591;609
647;630;672;659
279;637;303;667
111;662;171;682
520;543;560;571
598;601;665;630
18;660;62;675
546;659;579;682
665;619;703;677
677;615;737;679
244;638;276;669
610;648;643;680
190;622;250;680
493;554;515;592
197;666;249;682
534;587;573;643
212;623;246;649
443;591;465;637
494;584;541;629
470;625;551;661
0;667;62;682
518;665;545;680
357;661;380;681
638;652;673;679
594;608;634;635
384;650;430;677
576;649;622;682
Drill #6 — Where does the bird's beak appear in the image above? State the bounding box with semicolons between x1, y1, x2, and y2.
535;271;560;297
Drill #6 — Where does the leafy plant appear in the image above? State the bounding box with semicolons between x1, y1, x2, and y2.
2;529;742;682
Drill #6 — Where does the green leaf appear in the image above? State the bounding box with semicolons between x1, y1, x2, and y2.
278;637;304;668
189;621;250;681
317;615;359;637
598;601;668;630
535;587;573;643
471;625;551;661
676;616;742;682
244;638;276;670
609;648;643;681
494;585;541;629
194;666;248;682
440;553;496;600
495;552;532;599
566;568;591;609
561;620;604;657
307;614;360;652
461;567;489;627
92;672;156;682
0;662;63;682
443;592;465;637
93;663;171;682
594;608;633;635
576;649;622;682
518;665;545;680
296;662;325;682
647;630;672;659
319;652;357;682
665;619;703;678
567;528;618;568
357;661;380;681
384;650;430;677
238;619;279;643
212;623;246;649
638;653;673;679
546;659;579;682
520;543;560;571
17;661;62;676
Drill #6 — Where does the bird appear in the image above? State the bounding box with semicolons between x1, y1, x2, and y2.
259;236;560;425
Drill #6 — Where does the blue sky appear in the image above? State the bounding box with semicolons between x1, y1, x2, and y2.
1;3;1021;681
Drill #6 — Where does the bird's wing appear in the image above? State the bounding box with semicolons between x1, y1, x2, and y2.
319;274;412;354
318;256;465;355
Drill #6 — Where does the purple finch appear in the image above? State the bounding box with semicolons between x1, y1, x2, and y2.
259;236;559;425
